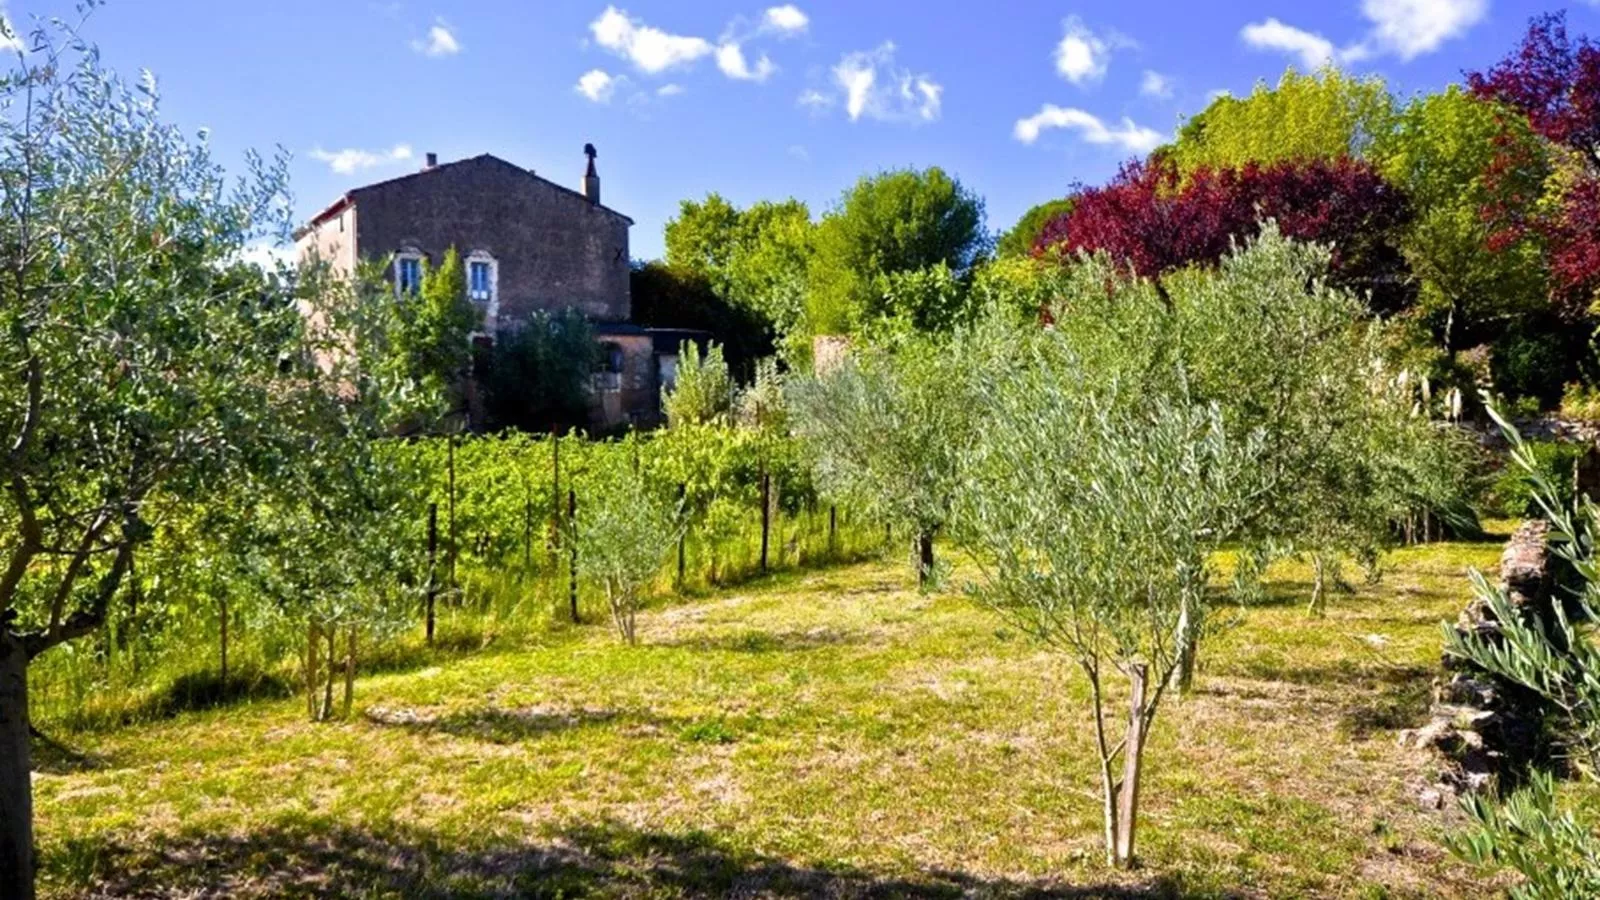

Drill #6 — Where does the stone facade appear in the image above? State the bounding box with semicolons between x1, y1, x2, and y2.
295;151;673;430
294;153;632;325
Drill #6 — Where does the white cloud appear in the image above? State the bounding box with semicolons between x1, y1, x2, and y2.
308;143;414;175
829;42;941;124
1240;18;1343;69
1362;0;1486;60
0;6;22;54
657;83;684;96
717;42;776;81
1055;17;1109;84
411;20;460;57
1140;70;1172;99
238;240;296;272
1242;1;1485;69
763;5;809;35
788;144;810;161
797;88;835;111
1013;105;1165;153
575;69;624;103
591;5;713;74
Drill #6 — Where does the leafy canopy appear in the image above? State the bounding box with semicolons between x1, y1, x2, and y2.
805;167;986;335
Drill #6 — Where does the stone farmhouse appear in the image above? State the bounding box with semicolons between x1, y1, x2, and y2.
294;146;687;429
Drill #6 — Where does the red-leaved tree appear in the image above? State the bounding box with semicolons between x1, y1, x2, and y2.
1470;12;1600;319
1036;158;1413;313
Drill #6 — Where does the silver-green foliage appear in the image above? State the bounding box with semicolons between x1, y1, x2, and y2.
570;442;683;644
957;316;1263;867
787;335;972;585
664;341;735;428
1048;225;1475;613
1444;411;1600;898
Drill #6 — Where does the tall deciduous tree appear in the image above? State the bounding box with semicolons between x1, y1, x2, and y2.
995;197;1076;258
1375;86;1555;390
1168;68;1397;172
0;24;306;897
663;193;813;342
805;167;986;335
397;245;477;409
1037;157;1412;312
1470;12;1600;324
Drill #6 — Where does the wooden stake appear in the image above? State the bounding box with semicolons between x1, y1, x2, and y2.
425;503;438;645
1115;663;1149;868
759;470;771;573
568;488;579;624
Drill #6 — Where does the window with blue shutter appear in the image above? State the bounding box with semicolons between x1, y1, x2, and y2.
469;260;491;302
396;255;422;295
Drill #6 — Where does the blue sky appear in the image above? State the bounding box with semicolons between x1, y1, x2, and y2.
4;0;1596;259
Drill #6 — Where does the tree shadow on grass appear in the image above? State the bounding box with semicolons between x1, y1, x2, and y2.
363;704;678;744
1205;661;1434;740
29;726;112;775
59;817;1233;899
653;627;866;654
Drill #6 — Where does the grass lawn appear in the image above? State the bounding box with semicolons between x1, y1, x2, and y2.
32;534;1511;899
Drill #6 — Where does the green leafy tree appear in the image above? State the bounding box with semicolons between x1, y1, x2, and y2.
725;199;814;336
482;309;599;432
1169;68;1397;172
254;263;428;723
664;193;743;278
1375;87;1551;376
664;195;814;341
0;23;321;896
396;245;477;410
958;337;1263;867
995;197;1077;257
663;341;734;428
805;167;986;335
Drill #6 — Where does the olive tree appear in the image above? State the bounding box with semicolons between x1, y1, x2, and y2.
787;336;971;587
0;21;306;897
958;332;1263;867
570;442;683;644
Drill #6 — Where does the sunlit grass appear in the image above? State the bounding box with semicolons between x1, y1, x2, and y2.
33;534;1509;898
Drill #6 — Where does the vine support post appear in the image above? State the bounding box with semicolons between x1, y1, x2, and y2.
447;431;458;599
760;470;771;573
425;503;438;645
568;488;579;624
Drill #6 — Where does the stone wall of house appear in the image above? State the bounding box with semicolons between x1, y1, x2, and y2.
295;204;358;275
590;332;659;430
353;155;631;324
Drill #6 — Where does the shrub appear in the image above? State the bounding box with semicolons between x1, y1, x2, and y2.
482;309;598;432
1445;410;1600;897
569;441;683;644
664;341;735;428
1490;439;1584;518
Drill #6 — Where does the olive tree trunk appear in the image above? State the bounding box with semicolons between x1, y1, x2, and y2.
0;631;35;900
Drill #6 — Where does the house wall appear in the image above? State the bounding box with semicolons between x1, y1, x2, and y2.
351;156;631;324
295;205;358;276
590;333;659;430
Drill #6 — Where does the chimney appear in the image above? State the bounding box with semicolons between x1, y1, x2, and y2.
582;143;600;205
424;152;438;170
